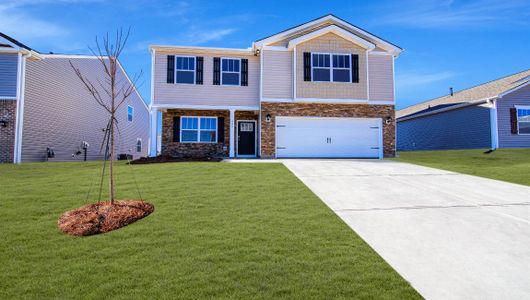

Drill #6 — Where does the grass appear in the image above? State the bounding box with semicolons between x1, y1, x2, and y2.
396;148;530;186
0;161;419;299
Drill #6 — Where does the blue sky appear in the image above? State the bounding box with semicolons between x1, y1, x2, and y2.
1;0;529;109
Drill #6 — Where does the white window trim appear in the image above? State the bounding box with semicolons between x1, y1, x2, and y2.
310;52;352;83
180;116;218;143
515;105;530;135
136;138;142;152
127;105;134;122
175;55;196;85
220;57;241;86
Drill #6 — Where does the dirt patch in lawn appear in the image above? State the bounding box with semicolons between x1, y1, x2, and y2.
129;155;222;164
58;200;154;236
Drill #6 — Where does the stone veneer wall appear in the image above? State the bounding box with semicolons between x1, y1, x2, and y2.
0;100;17;163
161;109;259;158
260;102;395;158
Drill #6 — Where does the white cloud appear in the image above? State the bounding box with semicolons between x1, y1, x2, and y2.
397;70;457;88
377;0;530;28
184;28;237;45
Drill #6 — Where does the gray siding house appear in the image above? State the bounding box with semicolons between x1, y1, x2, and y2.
397;70;530;151
0;33;149;163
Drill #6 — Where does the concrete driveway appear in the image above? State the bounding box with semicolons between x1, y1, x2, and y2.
283;159;530;300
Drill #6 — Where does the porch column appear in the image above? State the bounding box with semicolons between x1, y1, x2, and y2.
229;109;235;158
149;107;158;157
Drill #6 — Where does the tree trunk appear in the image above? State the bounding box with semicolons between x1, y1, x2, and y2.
109;118;115;203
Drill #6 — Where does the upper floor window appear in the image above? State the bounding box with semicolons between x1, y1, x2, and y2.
311;53;351;82
517;107;530;135
127;105;134;122
176;56;195;84
181;116;217;143
221;58;240;86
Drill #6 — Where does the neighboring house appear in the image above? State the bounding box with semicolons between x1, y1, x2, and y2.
149;14;402;159
397;69;530;151
0;33;149;163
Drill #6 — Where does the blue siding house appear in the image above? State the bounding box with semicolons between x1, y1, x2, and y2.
397;69;530;151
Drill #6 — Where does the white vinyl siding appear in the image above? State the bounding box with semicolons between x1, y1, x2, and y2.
262;50;293;99
153;52;259;107
368;54;394;101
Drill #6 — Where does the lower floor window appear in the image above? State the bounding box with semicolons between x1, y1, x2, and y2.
181;116;217;143
517;107;530;134
136;138;142;152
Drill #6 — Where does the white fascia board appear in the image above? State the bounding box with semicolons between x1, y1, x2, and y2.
151;104;260;111
287;25;375;50
498;80;530;98
255;15;402;55
149;45;254;55
116;60;149;112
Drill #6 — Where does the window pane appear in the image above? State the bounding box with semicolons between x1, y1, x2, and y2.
324;55;330;67
313;68;330;81
176;70;194;84
344;55;350;68
136;140;142;152
200;130;216;142
200;117;217;130
176;57;182;69
189;57;195;70
333;69;350;82
182;117;198;129
222;73;239;85
222;59;228;71
182;130;198;142
519;122;530;134
234;60;240;72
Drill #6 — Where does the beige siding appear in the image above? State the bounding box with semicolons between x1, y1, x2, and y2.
262;50;293;99
368;54;394;101
153;51;259;107
22;57;149;162
295;33;368;99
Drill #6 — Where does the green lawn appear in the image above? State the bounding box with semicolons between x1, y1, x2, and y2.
396;148;530;186
0;162;419;299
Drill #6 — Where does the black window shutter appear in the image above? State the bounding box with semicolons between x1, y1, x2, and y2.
167;55;175;84
217;117;225;143
303;52;311;81
173;116;180;142
351;54;359;83
510;108;518;134
241;59;248;86
213;57;221;85
196;57;203;85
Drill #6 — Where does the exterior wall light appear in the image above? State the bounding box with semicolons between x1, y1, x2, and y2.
0;120;7;128
385;116;393;125
266;114;272;123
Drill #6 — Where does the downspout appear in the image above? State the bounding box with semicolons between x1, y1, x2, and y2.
13;51;30;164
489;98;499;150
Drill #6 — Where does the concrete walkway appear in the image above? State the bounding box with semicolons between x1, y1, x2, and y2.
282;159;530;300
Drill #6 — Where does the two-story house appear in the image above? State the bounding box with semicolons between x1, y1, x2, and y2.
149;14;402;159
0;33;149;163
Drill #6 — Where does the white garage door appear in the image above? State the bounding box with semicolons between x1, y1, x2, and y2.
275;117;382;158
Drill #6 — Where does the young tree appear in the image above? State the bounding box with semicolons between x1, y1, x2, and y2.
70;29;141;203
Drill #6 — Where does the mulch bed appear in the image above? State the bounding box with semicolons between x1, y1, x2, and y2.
129;155;222;164
58;200;154;236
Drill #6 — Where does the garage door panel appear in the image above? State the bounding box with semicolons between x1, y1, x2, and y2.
276;117;381;158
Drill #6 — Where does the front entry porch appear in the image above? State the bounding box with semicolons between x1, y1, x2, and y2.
150;106;259;159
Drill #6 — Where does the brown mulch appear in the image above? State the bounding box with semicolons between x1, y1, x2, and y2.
58;200;154;236
129;155;222;164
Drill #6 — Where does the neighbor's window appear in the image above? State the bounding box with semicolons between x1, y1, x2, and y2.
176;56;195;84
181;116;217;143
127;105;134;122
312;53;351;82
517;107;530;134
136;138;142;152
221;58;240;85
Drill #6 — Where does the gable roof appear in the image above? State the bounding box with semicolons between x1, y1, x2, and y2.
0;32;35;51
397;69;530;119
253;14;402;56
